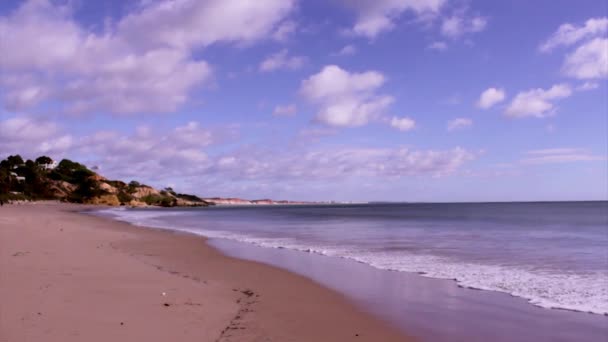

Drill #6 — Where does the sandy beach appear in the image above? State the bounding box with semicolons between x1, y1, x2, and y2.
0;202;410;342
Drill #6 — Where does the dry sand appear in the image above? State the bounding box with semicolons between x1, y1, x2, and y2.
0;202;411;341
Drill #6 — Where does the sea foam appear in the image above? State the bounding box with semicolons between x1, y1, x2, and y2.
97;207;608;316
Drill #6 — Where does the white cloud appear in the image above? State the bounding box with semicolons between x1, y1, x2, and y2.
447;118;472;131
522;148;606;164
539;17;608;52
428;41;448;51
300;65;394;127
540;18;608;81
505;84;572;118
577;82;600;91
272;20;297;41
477;87;506;109
273;104;297;117
209;146;476;181
0;115;477;196
117;0;296;50
340;0;446;38
562;38;608;79
73;122;223;182
0;116;73;157
259;49;307;72
390;117;416;131
0;0;294;115
441;14;487;38
333;44;358;56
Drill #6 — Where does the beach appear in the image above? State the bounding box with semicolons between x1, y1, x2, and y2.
96;202;608;342
0;202;410;342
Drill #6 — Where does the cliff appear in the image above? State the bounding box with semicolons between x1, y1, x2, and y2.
0;155;210;207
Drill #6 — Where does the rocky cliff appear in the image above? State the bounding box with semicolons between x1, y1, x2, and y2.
0;155;210;207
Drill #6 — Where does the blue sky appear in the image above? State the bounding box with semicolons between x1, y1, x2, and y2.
0;0;606;202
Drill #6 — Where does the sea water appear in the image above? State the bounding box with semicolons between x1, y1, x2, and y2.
100;202;608;315
97;202;608;340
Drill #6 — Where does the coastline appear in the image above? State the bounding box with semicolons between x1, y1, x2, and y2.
0;202;411;342
94;203;608;342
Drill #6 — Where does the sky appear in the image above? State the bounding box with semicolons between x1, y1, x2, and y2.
0;0;606;202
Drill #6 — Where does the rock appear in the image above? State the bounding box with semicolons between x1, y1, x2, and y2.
87;194;120;206
98;182;118;194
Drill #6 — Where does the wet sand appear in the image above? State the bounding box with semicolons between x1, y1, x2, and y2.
0;202;411;342
212;239;608;342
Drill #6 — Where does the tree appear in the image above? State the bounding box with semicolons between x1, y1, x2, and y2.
5;155;24;169
0;167;10;202
35;156;53;165
70;177;104;203
50;159;93;183
20;161;52;199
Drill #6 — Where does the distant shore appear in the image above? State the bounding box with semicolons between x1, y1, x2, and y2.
0;202;410;342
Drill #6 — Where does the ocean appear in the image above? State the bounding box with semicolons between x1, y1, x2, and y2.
97;201;608;341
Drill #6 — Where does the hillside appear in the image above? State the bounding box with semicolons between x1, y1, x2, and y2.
0;155;210;207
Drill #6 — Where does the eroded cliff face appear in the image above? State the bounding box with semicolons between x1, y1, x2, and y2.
88;180;209;207
1;156;211;207
47;175;209;207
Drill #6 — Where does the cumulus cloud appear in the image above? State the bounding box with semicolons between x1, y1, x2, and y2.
539;17;608;52
522;148;606;164
1;115;476;194
209;146;476;181
577;82;600;91
447;118;472;131
339;0;446;38
259;49;307;72
76;122;215;180
390;117;416;131
505;84;572;118
0;0;294;115
117;0;296;50
273;104;297;117
0;116;73;157
427;41;448;51
540;18;608;80
441;14;487;39
476;88;506;109
562;38;608;79
300;65;394;127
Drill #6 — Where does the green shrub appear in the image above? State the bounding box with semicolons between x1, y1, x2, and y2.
117;191;133;204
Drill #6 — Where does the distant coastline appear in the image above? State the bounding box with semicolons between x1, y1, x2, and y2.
201;197;365;206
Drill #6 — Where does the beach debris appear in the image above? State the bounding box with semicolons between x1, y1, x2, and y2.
162;292;166;296
120;322;124;326
163;303;170;307
12;251;29;257
241;289;254;297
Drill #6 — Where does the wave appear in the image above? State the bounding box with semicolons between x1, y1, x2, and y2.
96;208;608;316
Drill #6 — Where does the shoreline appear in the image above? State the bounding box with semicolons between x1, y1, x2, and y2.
0;202;411;341
94;203;608;342
96;204;608;317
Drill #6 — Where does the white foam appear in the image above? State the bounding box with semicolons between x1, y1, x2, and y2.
97;208;608;316
341;251;608;315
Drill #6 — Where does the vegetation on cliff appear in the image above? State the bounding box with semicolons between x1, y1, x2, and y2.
0;155;210;207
